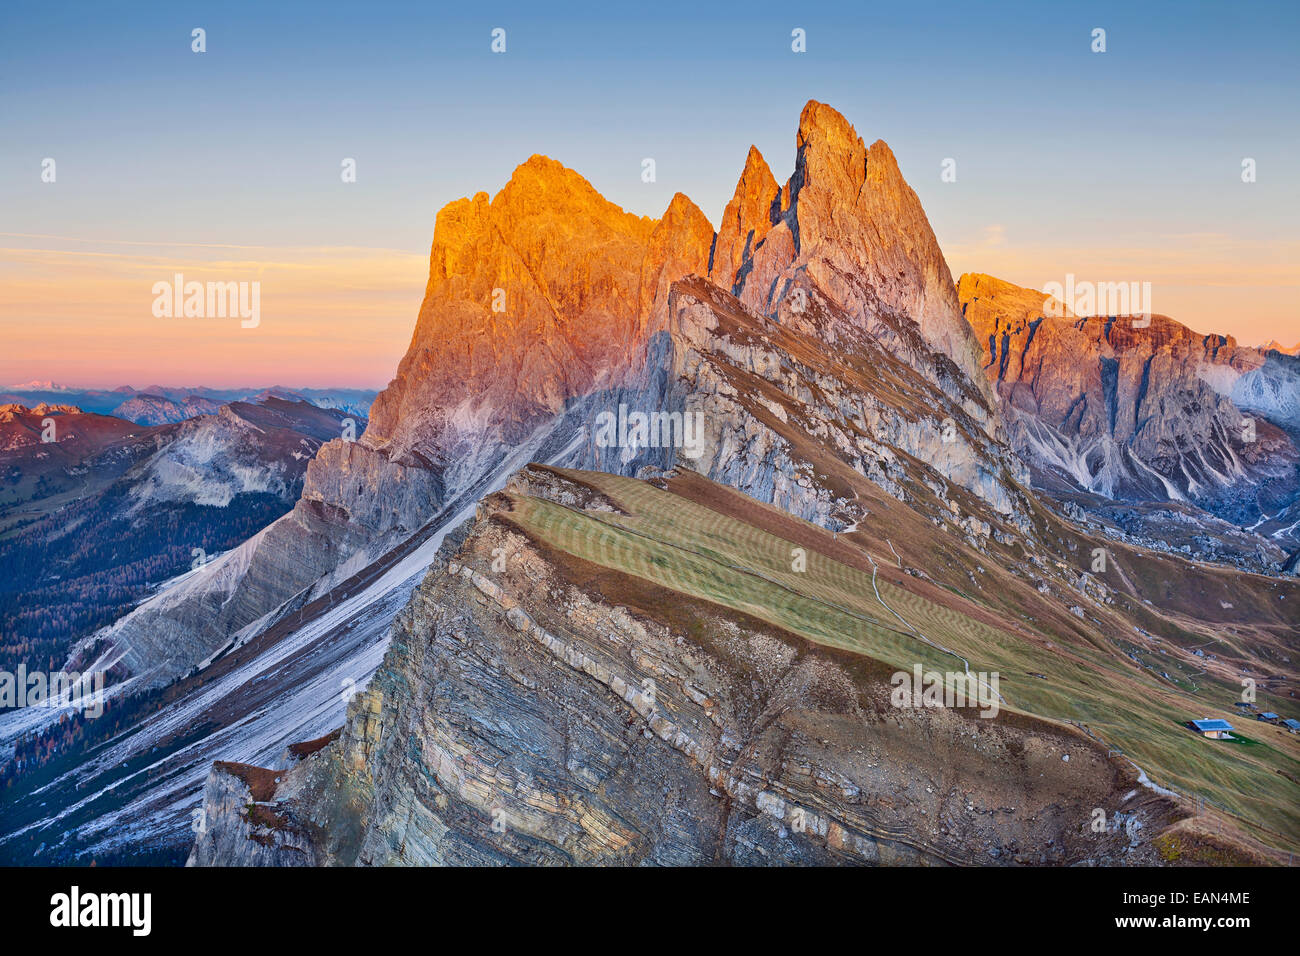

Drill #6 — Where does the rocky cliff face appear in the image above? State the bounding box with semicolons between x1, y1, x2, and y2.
190;466;1185;867
711;104;996;431
366;101;992;475
576;275;1028;532
958;273;1300;563
563;104;1023;536
366;156;653;463
349;99;1005;543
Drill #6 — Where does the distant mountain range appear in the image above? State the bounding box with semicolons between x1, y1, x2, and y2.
1;383;378;424
0;395;366;693
1262;340;1300;356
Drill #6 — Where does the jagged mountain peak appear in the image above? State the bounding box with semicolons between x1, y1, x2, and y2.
725;101;994;414
368;155;666;455
792;99;869;225
788;101;916;245
369;102;997;466
710;145;780;292
492;153;657;238
640;192;714;333
661;189;707;220
796;100;865;164
1264;339;1300;356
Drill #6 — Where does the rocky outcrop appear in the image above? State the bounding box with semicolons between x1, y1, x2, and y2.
719;103;996;423
639;192;715;335
577;276;1030;530
188;762;318;867
710;145;780;293
366;154;666;466
365;100;1001;501
958;273;1300;555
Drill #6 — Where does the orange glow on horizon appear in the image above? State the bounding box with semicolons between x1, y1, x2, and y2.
0;241;428;388
2;230;1296;390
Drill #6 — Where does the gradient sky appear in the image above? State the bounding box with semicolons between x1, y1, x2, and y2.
2;0;1297;388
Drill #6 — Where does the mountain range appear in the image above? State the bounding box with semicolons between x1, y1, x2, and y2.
0;396;365;688
2;102;1296;868
1;384;378;425
958;273;1300;570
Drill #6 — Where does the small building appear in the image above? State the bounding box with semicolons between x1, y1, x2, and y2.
1233;701;1254;710
1282;718;1300;734
1190;718;1234;739
1257;712;1279;723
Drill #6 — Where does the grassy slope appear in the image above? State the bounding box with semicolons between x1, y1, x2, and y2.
504;466;1300;851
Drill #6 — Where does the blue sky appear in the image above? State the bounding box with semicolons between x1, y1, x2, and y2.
1;0;1297;386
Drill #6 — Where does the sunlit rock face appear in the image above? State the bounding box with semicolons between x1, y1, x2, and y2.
369;98;999;484
576;274;1029;531
958;272;1300;555
363;157;715;466
87;101;1015;693
712;102;997;426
